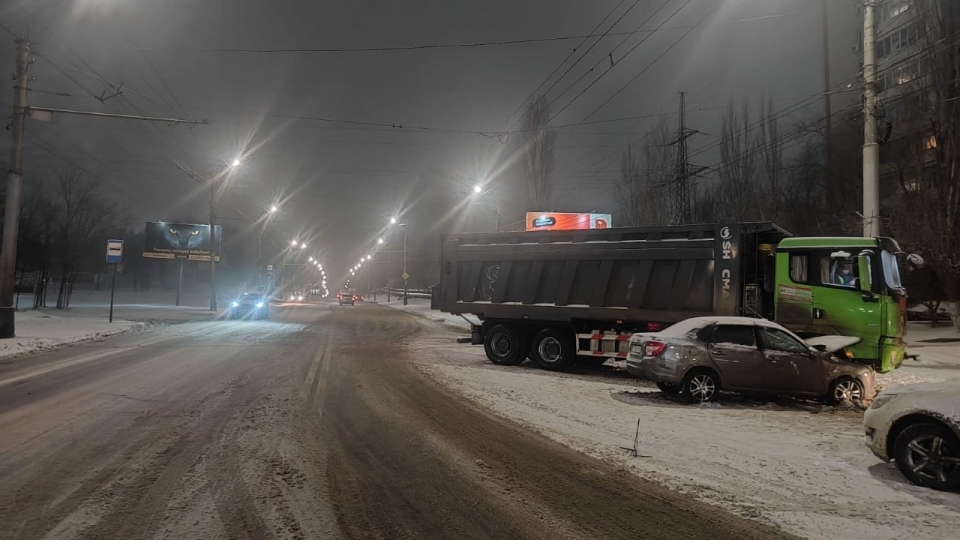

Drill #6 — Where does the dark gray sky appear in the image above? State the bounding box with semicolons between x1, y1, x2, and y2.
1;0;825;279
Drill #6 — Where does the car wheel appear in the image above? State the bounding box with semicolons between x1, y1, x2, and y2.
656;382;682;394
682;369;720;403
893;423;960;491
828;377;865;405
483;324;527;366
530;328;575;371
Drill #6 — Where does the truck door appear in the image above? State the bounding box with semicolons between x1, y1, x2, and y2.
808;252;881;360
775;251;815;332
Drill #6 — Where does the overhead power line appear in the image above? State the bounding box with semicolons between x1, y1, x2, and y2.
149;27;704;54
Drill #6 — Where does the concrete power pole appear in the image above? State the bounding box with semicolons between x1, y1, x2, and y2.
209;185;218;311
0;36;31;338
862;0;881;238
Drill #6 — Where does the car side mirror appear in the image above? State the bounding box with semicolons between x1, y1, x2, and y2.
857;254;873;293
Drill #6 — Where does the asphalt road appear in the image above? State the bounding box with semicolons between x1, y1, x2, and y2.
0;303;798;540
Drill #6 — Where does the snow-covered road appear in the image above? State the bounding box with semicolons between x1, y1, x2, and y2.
395;302;960;540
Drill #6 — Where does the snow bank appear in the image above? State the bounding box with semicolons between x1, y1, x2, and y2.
411;343;960;540
378;297;474;331
0;311;145;359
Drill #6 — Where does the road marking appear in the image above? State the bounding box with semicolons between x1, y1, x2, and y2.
305;334;327;387
315;337;334;418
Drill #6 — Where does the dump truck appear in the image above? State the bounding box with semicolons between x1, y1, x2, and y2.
437;222;913;373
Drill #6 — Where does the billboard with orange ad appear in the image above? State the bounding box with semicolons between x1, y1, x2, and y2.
525;213;612;231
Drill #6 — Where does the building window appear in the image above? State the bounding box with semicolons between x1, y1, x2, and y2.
877;21;920;59
925;135;937;149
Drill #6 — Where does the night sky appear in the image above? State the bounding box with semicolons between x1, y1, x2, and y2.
0;0;826;282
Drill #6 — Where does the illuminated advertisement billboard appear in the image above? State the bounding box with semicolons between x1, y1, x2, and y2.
525;212;612;231
143;222;222;262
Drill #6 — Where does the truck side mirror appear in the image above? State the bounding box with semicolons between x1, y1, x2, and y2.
857;254;873;293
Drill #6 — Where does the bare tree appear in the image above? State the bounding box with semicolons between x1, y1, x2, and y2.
520;96;556;211
51;170;124;309
757;98;784;221
716;101;761;222
614;119;674;227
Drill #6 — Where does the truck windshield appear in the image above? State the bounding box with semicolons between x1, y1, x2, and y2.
881;250;903;290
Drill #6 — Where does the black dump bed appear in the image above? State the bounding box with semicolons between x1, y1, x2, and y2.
438;222;788;324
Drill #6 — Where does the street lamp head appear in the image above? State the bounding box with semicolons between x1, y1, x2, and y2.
390;217;397;224
290;239;299;247
308;257;314;262
231;158;241;168
473;185;482;194
366;255;371;261
377;238;384;244
269;205;278;213
300;242;307;249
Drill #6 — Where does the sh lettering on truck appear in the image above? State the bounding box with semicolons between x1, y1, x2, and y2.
715;225;740;315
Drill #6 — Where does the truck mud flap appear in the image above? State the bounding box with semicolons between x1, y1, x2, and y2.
471;324;483;345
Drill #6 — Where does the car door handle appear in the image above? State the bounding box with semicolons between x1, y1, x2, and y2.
711;350;726;356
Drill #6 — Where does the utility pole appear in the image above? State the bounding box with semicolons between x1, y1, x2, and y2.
0;36;31;338
862;0;881;238
669;93;706;225
208;185;218;311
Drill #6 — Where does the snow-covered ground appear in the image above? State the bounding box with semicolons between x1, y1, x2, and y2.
391;302;960;540
376;297;477;331
0;310;146;359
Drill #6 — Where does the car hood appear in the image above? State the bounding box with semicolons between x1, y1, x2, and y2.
877;380;960;397
805;335;861;353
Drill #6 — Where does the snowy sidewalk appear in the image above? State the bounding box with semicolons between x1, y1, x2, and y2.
0;310;146;359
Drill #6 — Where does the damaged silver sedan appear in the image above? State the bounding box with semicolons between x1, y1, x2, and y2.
626;316;875;404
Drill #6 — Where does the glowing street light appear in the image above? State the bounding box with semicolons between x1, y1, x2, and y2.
290;239;299;247
473;184;482;194
377;238;384;244
300;242;307;249
269;204;278;213
390;216;398;224
231;158;241;167
366;255;371;261
308;257;314;262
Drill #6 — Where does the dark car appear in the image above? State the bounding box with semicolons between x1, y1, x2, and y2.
228;290;269;319
338;288;357;306
626;316;875;404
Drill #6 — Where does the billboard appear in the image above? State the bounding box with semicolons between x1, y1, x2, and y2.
525;212;612;231
142;222;222;261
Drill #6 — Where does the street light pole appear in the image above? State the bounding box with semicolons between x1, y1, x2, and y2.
0;36;31;338
208;183;218;311
402;225;408;305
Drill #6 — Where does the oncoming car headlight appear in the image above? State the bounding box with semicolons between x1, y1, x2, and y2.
231;301;239;308
256;302;264;308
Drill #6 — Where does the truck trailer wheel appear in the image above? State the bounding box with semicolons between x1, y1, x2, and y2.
531;328;575;371
483;324;527;366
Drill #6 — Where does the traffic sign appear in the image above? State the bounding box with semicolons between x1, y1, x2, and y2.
402;272;410;281
106;239;124;264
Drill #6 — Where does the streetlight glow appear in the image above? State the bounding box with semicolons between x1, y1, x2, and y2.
269;205;278;213
300;242;307;249
231;158;241;167
390;217;397;224
377;238;384;244
473;185;482;194
290;239;298;246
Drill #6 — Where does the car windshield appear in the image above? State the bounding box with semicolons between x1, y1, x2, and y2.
881;250;903;290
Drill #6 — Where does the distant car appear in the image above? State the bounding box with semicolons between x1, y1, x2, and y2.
228;290;269;319
864;381;960;491
338;289;357;306
626;316;874;404
289;292;305;303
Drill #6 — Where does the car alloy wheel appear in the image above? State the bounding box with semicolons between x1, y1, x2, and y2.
894;423;960;491
683;370;719;403
830;378;864;404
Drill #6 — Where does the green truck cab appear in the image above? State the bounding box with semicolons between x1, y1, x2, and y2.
774;237;908;373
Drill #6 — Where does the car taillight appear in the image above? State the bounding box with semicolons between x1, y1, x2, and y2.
644;341;667;357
